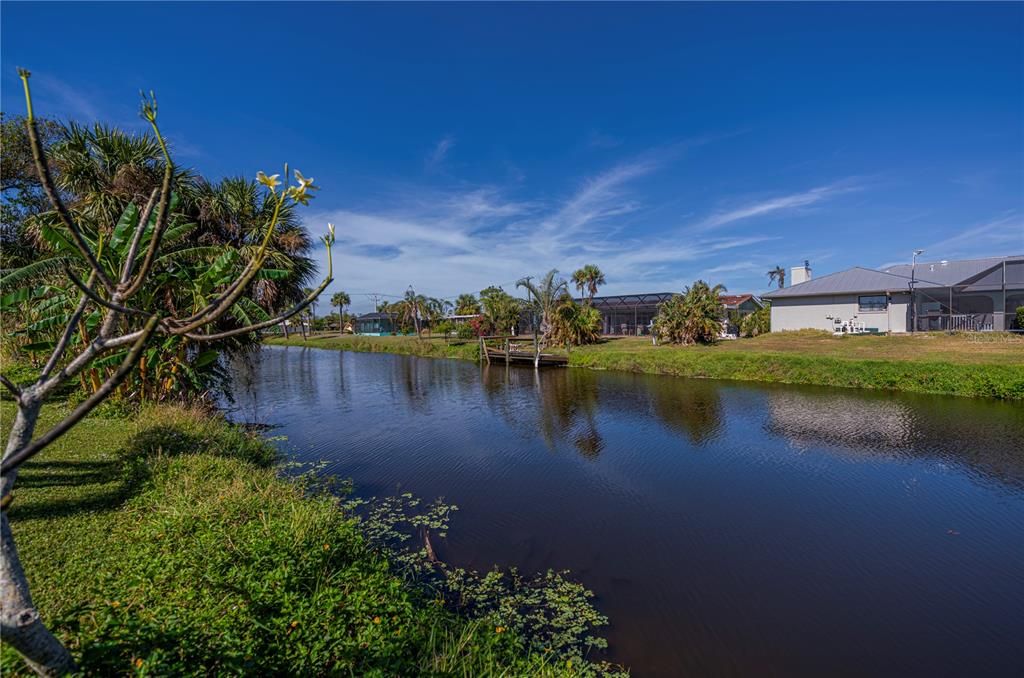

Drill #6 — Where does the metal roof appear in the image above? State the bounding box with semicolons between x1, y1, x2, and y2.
586;293;676;310
880;255;1021;288
762;267;914;298
762;255;1024;299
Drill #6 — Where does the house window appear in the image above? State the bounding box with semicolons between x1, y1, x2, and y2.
858;295;888;312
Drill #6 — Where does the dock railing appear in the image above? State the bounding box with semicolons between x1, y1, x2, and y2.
477;335;567;368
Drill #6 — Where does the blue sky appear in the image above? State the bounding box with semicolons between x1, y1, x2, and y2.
3;2;1022;311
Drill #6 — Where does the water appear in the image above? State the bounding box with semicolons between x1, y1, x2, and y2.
227;345;1024;677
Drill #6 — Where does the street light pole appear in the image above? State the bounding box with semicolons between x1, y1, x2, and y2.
911;249;923;332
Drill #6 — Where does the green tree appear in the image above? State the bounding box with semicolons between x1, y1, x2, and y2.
570;264;606;304
454;292;481;315
516;269;568;342
4;120;316;399
740;306;771;337
653;280;728;345
424;296;452;335
331;291;351;332
1;113;63;269
550;295;603;346
480;286;522;335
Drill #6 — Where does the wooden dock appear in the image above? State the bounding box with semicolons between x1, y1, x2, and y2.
478;336;568;367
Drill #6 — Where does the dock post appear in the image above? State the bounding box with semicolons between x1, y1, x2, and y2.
505;337;510;365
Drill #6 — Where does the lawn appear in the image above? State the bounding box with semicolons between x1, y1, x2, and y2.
576;331;1024;365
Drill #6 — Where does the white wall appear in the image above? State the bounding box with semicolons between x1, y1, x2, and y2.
770;293;910;333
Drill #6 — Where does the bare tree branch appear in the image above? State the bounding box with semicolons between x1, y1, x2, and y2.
184;278;331;342
121;107;175;299
120;188;159;285
39;272;95;381
173;193;287;326
1;314;159;474
18;71;115;294
64;265;148;317
0;376;21;401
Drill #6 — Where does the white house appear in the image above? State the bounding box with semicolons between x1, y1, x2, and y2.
762;255;1024;333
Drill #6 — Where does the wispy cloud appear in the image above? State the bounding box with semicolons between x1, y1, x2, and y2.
32;72;102;121
586;129;623;150
692;181;861;232
919;212;1024;259
425;135;455;171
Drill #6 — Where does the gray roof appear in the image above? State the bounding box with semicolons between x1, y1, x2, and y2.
880;256;1017;288
762;254;1023;299
762;267;913;298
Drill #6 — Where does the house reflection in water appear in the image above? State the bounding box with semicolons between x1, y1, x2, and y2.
764;388;1024;489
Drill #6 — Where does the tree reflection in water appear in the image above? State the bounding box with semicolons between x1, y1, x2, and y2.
480;364;730;457
481;364;605;459
646;377;723;445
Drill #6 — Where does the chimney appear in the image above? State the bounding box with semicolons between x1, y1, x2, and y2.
791;260;812;286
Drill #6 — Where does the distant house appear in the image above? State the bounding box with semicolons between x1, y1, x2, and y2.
355;312;400;335
762;256;1024;333
720;294;764;314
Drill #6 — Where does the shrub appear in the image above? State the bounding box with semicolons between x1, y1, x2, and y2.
740;307;770;337
433;319;454;337
550;298;602;346
468;315;494;337
1016;305;1024;330
652;280;726;345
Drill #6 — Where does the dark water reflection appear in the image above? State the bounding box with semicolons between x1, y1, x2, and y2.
227;346;1024;677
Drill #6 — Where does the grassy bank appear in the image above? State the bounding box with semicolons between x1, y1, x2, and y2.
0;402;604;676
265;332;1024;400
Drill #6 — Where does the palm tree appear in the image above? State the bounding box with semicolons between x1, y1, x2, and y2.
652;280;728;345
425;297;452;335
517;269;568;342
767;265;785;289
331;291;350;333
571;264;606;304
192;177;315;313
455;293;481;315
398;288;430;336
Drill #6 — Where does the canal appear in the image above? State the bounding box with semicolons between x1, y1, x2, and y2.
228;345;1024;676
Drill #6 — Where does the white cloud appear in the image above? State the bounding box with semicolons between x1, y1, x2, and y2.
692;181;861;232
425;135;455;171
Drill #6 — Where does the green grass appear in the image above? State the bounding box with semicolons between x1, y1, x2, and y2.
266;331;1024;400
266;333;482;362
0;402;599;676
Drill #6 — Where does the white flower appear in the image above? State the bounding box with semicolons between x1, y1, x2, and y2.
256;171;281;190
293;169;315;190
